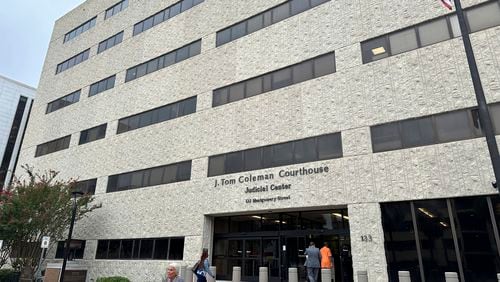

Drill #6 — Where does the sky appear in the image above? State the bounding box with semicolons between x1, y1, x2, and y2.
0;0;85;88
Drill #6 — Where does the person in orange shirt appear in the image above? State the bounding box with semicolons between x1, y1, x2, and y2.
320;242;333;269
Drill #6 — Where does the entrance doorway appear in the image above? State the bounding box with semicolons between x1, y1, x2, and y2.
213;209;353;281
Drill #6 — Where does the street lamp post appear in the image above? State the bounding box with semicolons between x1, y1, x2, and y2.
453;0;500;192
59;191;83;282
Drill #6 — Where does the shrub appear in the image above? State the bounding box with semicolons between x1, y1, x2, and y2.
0;269;21;282
96;276;130;282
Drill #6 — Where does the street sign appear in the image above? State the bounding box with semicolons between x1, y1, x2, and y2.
41;236;50;249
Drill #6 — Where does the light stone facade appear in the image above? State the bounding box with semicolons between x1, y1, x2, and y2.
16;0;500;281
0;75;35;189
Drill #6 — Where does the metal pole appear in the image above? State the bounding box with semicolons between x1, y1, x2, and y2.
453;0;500;191
59;192;82;282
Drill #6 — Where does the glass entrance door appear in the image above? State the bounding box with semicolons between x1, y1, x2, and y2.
213;209;351;281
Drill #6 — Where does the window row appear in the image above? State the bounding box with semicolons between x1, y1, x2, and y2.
133;0;204;36
213;52;335;107
55;240;86;260
79;123;107;145
98;31;124;54
216;0;330;47
96;237;184;260
56;49;90;74
370;103;500;153
89;75;116;97
361;1;500;63
64;17;97;43
214;209;349;234
107;161;192;193
46;90;81;114
117;97;196;134
125;40;201;82
35;135;71;157
74;178;97;195
208;132;342;177
105;0;129;20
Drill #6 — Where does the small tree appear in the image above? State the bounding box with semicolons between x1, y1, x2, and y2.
0;166;101;280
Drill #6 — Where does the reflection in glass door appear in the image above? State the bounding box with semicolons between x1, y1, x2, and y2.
242;239;260;282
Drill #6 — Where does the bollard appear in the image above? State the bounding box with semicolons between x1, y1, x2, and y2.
498;273;500;282
259;267;268;282
232;266;241;282
181;265;187;279
321;268;332;282
185;266;193;282
398;271;411;282
288;267;298;282
357;270;368;282
445;272;459;282
208;266;216;282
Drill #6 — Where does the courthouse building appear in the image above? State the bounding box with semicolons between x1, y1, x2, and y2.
16;0;500;281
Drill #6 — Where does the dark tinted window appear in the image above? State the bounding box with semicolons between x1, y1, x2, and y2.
153;239;169;259
216;0;331;46
139;239;154;259
89;75;116;97
117;96;196;134
105;0;128;20
35;135;71;157
381;202;421;281
95;240;109;259
120;239;134;259
213;52;335;107
64;17;97;43
56;50;90;74
97;31;124;54
55;240;86;259
106;161;192;193
125;40;201;82
169;238;184;260
96;237;184;260
208;132;341;177
371;107;487;153
133;0;204;36
74;178;97;195
361;2;500;64
79;124;107;145
46;90;81;114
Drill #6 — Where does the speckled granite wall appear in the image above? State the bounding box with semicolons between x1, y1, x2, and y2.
17;0;500;281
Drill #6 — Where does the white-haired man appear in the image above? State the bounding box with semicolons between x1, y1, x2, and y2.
162;263;184;282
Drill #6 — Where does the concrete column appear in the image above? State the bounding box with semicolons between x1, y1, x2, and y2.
398;271;411;282
357;270;368;282
259;267;268;282
321;268;332;282
288;268;298;282
232;266;241;282
185;266;193;282
349;203;388;282
445;272;459;282
207;266;216;282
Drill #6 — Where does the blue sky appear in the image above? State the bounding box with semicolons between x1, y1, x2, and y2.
0;0;85;88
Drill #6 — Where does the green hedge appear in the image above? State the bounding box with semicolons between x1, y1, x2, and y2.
0;269;21;282
96;277;130;282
